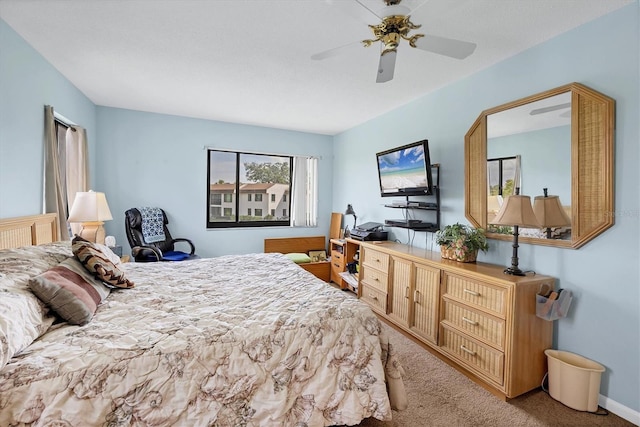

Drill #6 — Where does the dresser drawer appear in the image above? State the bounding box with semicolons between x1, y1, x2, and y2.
360;284;387;313
361;267;388;293
362;248;389;273
441;299;505;350
443;273;507;318
441;324;504;386
332;251;345;268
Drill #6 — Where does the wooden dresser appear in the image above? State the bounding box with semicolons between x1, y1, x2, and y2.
358;241;554;399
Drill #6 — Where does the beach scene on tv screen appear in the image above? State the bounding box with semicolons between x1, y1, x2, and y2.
379;145;427;191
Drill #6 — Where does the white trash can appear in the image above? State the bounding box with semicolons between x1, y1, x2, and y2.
545;349;605;412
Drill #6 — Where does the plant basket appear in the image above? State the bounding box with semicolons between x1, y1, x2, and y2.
440;245;478;263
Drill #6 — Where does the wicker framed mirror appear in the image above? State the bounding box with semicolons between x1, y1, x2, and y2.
464;82;615;249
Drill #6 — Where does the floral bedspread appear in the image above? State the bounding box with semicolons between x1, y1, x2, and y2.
0;252;406;426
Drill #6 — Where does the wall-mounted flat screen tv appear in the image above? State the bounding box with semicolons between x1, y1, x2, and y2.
376;139;433;197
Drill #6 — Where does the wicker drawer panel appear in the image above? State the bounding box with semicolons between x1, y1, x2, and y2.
441;299;505;350
360;284;387;313
441;325;504;386
361;267;388;292
362;248;389;273
444;274;507;317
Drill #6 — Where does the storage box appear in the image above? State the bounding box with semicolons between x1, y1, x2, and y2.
536;289;572;321
545;349;605;412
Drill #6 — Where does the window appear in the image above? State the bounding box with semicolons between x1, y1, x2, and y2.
211;194;221;205
487;156;521;196
283;209;287;217
208;149;296;228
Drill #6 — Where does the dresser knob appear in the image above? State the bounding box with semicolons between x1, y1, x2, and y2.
460;345;477;356
462;316;478;326
463;289;481;297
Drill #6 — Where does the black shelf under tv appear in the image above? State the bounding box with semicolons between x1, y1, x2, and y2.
384;164;441;232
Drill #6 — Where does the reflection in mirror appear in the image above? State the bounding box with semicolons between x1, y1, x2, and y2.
486;92;572;240
464;82;615;249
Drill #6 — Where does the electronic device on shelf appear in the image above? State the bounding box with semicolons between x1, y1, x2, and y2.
385;219;437;229
349;222;388;241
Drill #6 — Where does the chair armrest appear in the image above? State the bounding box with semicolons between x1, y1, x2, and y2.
132;245;162;261
172;238;196;255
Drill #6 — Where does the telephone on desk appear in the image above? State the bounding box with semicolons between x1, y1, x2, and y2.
349;222;388;241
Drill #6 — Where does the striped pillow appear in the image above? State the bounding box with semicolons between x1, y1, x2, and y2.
72;237;134;289
29;258;111;325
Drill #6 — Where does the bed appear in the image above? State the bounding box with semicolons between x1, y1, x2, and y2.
0;214;406;426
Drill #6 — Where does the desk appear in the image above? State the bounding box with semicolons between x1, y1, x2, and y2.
329;238;361;291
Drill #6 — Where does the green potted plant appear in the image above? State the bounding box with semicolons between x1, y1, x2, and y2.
435;223;489;263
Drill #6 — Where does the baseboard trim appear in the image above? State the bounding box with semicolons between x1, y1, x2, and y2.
600;394;640;425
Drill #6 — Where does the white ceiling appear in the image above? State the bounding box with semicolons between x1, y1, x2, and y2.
0;0;632;135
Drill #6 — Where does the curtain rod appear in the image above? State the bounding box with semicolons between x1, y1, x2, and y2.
203;146;321;160
53;111;78;132
54;118;77;132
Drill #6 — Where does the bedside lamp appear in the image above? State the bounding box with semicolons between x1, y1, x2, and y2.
67;191;113;244
533;188;571;239
490;188;540;276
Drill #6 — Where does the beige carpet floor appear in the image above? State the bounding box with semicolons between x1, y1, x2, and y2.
356;321;634;427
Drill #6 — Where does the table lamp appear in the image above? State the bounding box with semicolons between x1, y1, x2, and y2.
533;188;571;239
490;188;540;276
67;190;113;244
345;204;357;229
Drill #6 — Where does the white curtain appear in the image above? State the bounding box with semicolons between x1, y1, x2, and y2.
291;156;318;227
66;126;89;236
43;106;70;240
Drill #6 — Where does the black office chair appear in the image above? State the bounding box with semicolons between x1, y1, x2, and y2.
124;208;197;262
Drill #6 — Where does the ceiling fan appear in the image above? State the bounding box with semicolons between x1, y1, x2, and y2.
312;0;477;83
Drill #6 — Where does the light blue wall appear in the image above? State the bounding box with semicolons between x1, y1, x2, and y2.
0;19;97;218
95;107;333;257
333;3;639;413
489;126;572;202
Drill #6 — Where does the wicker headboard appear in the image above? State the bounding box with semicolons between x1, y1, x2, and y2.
0;213;59;249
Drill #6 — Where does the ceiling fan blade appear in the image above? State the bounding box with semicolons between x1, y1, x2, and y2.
311;40;362;61
354;0;384;20
376;49;397;83
414;34;477;59
529;102;571;115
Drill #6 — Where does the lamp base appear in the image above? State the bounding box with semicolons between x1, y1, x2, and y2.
503;267;526;276
77;222;106;244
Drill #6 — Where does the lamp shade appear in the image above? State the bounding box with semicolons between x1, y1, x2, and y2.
345;204;356;216
533;195;571;227
490;194;540;228
68;191;113;222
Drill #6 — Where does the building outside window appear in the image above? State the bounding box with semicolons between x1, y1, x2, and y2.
207;149;292;227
